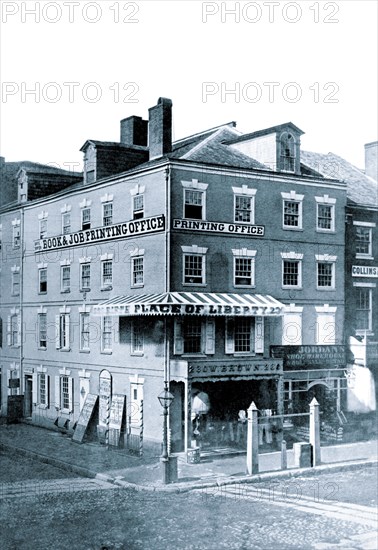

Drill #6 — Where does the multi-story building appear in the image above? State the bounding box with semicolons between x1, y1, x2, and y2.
1;98;348;454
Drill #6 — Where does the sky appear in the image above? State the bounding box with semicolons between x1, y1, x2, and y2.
0;0;377;172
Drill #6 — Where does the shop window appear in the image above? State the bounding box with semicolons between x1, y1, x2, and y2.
101;260;113;289
174;318;215;355
133;195;144;219
62;213;71;235
225;317;264;354
38;313;47;349
61;266;71;292
103;202;113;226
355;287;372;333
80;264;91;291
39;268;47;293
80;312;90;351
131;319;144;354
81;207;91;230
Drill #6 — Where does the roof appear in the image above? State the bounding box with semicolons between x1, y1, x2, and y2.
224;122;305;145
301;151;378;208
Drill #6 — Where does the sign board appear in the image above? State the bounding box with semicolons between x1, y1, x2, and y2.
108;394;126;447
36;215;165;252
270;345;346;370
99;371;112;426
72;393;98;443
189;360;283;378
352;265;378;278
173;219;265;237
7;395;24;424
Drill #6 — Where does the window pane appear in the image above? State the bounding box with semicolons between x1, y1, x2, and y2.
356;288;371;331
317;263;333;287
39;268;47;292
355;227;371;254
184;190;203;219
235;258;252;285
132;257;144;285
184;255;203;284
61;266;70;291
102;261;112;286
318;205;332;229
234;318;251;352
82;208;91;229
133;195;144;219
61;376;70;409
183;318;202;353
132;320;144;353
284;201;299;226
283;261;299;286
81;264;91;289
103;203;113;226
235;196;251;222
39;314;47;348
102;316;112;350
62;213;71;234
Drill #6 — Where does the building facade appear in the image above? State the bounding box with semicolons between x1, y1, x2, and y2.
1;98;350;453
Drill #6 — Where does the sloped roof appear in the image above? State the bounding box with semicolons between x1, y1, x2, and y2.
301;151;378;207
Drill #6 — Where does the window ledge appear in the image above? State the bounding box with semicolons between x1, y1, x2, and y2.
356;330;374;337
59;348;71;352
38;347;47;351
234;285;256;289
101;350;112;355
79;349;90;353
316;229;335;234
282;227;303;232
183;283;207;287
61;290;70;294
38;404;49;410
356;254;374;261
38;292;47;295
233;352;257;357
131;352;144;356
316;287;335;291
101;286;113;291
131;284;144;289
80;288;91;293
182;353;207;358
282;286;302;290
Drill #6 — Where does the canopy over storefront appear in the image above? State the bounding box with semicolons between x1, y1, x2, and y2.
93;292;285;317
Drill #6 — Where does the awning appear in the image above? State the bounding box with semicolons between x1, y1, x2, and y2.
93;292;284;317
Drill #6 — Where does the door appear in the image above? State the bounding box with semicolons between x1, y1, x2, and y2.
24;375;33;417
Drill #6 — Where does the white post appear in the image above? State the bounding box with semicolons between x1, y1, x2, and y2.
246;401;259;475
309;397;321;466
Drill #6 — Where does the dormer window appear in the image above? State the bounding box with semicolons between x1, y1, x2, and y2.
280;132;296;172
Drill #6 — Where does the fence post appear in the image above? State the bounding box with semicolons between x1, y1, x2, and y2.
246;401;259;475
309;397;321;466
281;439;287;470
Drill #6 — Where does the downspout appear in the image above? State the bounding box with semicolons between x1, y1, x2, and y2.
164;164;172;452
20;206;24;404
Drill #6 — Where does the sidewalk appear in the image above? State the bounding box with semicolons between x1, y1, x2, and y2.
1;422;377;491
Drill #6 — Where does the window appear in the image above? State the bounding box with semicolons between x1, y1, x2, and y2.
39;268;47;293
183;318;202;353
173;318;215;355
81;208;91;230
101;261;113;289
12;271;20;296
62;213;71;235
39;219;47;239
233;250;256;287
280;132;296;172
225;317;264;354
184;255;205;285
80;264;91;290
132;256;144;287
317;204;334;231
316;255;336;289
354;223;374;257
184;189;204;220
282;260;301;287
235;196;252;223
38;373;49;406
12;225;20;248
103;202;113;226
61;266;71;292
355;287;372;332
102;316;112;352
131;319;144;354
58;314;70;350
133;195;144;219
10;314;19;346
80;313;90;351
281;192;304;230
60;376;71;410
38;313;47;349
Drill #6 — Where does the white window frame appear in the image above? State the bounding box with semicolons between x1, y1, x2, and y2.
81;207;91;230
225;317;264;355
12;222;21;249
60;375;73;412
60;265;71;293
39;218;48;239
281;191;304;230
39;267;47;294
132;194;144;220
131;255;144;287
62;212;71;235
38;313;47;349
38;373;49;406
182;179;208;221
354;283;374;335
281;252;303;289
232;248;256;287
9;313;20;347
131;319;144;355
315;195;336;232
80;312;90;351
11;268;20;296
182;245;208;286
80;263;91;291
316;254;337;290
101;258;113;290
102;202;113;226
101;315;113;353
173;318;215;356
232;185;256;224
353;221;375;259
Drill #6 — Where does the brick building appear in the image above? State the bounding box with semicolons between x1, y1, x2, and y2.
1;98;350;454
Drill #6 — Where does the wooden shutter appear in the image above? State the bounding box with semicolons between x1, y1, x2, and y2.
54;376;60;409
225;318;234;354
66;315;70;349
173;319;184;355
55;315;60;349
255;316;264;354
205;319;215;354
17;315;21;345
69;377;74;412
32;373;38;405
7;316;11;346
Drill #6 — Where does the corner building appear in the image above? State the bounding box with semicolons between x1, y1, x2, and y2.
0;98;347;454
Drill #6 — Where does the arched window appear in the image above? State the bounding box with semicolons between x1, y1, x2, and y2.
280;132;296;172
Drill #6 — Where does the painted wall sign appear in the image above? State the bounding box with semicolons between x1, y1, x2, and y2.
271;345;346;369
35;215;165;251
188;360;283;378
173;219;265;236
351;265;378;277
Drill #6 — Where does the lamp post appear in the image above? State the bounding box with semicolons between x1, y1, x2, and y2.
158;385;174;484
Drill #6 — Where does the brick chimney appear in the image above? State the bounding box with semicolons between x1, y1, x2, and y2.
148;97;173;160
365;141;378;181
120;116;148;147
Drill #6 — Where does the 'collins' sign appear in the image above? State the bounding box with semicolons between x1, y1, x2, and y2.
36;215;165;251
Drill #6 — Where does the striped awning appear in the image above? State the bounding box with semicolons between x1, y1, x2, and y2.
93;292;284;317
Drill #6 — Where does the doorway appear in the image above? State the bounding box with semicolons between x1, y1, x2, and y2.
24;375;33;418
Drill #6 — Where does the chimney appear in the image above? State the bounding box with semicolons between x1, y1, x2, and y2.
148;97;173;160
120;116;148;147
365;141;378;181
